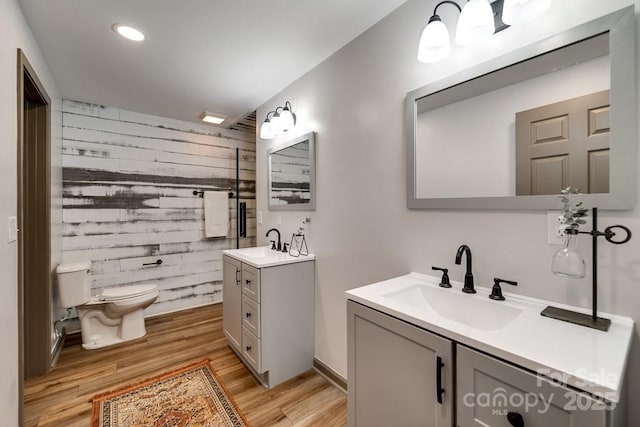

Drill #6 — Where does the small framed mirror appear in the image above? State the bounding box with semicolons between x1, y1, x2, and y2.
268;131;316;210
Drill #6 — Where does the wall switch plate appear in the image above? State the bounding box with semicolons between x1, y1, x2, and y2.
7;216;17;243
547;211;564;245
257;210;263;225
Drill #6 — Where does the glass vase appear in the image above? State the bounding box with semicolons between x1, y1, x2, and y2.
551;231;586;279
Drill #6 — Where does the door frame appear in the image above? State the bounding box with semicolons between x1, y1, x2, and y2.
17;48;52;425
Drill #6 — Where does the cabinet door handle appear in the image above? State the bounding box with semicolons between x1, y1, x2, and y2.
436;356;445;404
235;269;240;285
246;345;252;352
246;279;251;285
245;312;251;318
507;412;524;427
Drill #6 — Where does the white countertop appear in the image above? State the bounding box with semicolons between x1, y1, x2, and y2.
346;272;634;402
223;246;315;268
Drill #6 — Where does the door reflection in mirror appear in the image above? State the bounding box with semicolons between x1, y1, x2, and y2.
415;33;610;199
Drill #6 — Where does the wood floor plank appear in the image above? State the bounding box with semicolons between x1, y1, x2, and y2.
283;383;346;424
23;303;347;426
294;395;348;427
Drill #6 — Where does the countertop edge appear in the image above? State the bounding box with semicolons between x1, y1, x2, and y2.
222;248;316;268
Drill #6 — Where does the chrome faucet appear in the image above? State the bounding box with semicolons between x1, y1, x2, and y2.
266;228;281;251
455;244;476;294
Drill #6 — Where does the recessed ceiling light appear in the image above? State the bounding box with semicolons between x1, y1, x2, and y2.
112;24;145;42
201;111;227;125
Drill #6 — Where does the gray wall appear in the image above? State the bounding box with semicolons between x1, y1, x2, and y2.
256;0;640;423
61;100;256;318
0;0;62;423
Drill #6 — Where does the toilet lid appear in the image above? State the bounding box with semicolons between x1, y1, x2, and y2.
100;284;158;301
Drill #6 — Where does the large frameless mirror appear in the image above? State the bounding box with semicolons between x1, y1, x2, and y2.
268;131;316;210
406;7;636;210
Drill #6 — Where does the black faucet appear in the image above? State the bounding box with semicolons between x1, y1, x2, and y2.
455;244;476;294
266;228;281;251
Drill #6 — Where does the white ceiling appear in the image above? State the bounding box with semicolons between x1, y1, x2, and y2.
18;0;408;128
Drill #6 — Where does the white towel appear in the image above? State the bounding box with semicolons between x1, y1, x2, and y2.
204;191;229;238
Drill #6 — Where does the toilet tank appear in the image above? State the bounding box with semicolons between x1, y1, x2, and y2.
56;261;92;307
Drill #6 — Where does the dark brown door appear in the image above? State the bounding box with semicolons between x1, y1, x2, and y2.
515;90;610;195
17;49;52;388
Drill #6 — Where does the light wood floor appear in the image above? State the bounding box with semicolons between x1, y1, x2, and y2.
24;303;347;426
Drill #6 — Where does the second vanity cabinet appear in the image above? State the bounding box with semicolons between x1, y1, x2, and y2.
222;252;315;388
348;300;618;427
347;301;454;426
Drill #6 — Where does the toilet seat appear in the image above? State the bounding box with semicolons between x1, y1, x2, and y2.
99;284;158;302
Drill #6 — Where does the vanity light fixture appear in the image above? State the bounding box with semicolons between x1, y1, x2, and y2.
200;111;227;125
544;208;632;332
418;0;495;63
112;24;146;42
260;101;296;140
417;0;553;63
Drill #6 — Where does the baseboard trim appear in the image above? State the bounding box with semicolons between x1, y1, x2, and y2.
313;358;347;393
146;301;222;320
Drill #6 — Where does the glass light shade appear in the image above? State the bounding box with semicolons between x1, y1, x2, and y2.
417;17;452;63
455;0;495;47
259;120;274;140
279;108;295;132
551;233;586;279
502;0;552;26
270;113;281;135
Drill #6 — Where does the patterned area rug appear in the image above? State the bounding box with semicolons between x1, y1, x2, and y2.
91;359;248;427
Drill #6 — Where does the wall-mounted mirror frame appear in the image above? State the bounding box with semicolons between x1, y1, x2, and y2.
268;131;316;211
406;7;636;210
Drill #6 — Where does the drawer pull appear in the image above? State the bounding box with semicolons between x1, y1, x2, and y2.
246;345;252;352
436;356;445;404
245;312;252;318
235;269;240;285
507;412;524;427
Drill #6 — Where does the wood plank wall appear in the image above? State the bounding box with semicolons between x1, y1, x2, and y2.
61;100;256;318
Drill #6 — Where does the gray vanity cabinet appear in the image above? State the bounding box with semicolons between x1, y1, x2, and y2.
457;346;607;427
222;256;242;352
347;301;454;427
222;254;315;388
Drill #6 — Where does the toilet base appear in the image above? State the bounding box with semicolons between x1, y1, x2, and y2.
77;303;154;350
81;328;147;350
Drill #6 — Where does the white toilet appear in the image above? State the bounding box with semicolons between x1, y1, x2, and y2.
56;261;159;350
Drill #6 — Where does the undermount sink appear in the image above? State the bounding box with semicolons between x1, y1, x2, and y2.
382;283;523;331
238;247;273;258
